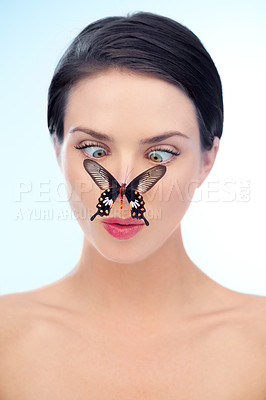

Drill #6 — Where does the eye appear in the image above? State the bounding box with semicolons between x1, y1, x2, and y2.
74;141;108;159
147;147;180;163
86;147;107;158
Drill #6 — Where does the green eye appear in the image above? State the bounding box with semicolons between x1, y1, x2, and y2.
84;147;107;158
75;142;180;163
75;142;108;159
148;149;180;163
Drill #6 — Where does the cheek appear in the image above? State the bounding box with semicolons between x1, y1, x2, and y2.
61;149;97;221
159;163;199;224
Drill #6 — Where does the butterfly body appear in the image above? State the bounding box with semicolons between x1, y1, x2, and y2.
120;184;127;196
119;184;127;209
83;159;166;227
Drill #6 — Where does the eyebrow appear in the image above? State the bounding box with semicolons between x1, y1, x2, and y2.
69;126;190;144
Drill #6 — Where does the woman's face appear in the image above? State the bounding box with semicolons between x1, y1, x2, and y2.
54;69;218;263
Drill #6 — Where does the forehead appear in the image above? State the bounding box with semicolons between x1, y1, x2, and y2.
64;69;199;142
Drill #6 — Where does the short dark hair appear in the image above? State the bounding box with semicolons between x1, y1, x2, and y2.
47;11;223;151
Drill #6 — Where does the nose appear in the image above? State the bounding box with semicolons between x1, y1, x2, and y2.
107;160;137;218
113;162;136;185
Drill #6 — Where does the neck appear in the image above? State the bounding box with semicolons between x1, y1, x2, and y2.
62;225;215;332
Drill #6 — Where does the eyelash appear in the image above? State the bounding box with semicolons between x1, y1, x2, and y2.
74;141;180;164
75;141;106;151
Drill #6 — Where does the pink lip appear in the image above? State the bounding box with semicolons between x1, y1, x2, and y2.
102;217;145;226
102;217;145;240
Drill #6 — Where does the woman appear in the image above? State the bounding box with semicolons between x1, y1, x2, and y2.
1;11;266;399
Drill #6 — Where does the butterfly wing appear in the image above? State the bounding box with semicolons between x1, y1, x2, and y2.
124;164;166;226
83;159;121;220
126;164;166;194
83;159;120;191
125;189;149;226
90;187;121;221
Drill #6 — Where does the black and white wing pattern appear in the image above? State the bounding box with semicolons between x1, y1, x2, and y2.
126;164;167;194
125;165;166;226
83;159;121;221
83;159;167;226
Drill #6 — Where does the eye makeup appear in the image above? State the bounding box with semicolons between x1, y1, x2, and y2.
74;141;181;164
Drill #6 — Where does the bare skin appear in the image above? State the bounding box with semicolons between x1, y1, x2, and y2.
1;69;266;399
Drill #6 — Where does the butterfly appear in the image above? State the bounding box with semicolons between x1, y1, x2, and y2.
83;159;166;226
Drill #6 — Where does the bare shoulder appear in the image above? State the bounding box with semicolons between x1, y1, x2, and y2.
236;292;266;379
0;293;33;343
0;289;75;398
216;288;266;333
240;292;266;339
0;289;70;351
203;288;266;393
238;291;266;326
219;290;266;364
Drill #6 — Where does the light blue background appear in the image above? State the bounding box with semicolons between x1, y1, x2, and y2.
1;0;266;295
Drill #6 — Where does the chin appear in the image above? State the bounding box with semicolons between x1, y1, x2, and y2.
82;212;180;263
94;240;155;264
91;224;173;264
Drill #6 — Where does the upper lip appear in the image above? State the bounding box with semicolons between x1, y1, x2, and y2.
102;217;145;226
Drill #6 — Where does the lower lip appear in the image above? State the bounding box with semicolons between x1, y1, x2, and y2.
102;222;144;239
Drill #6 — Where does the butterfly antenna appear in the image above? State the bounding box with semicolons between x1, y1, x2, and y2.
124;165;134;184
124;165;129;183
